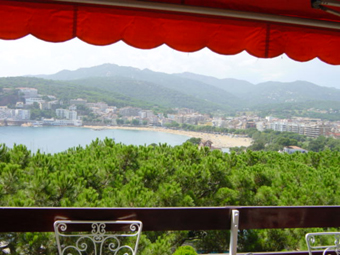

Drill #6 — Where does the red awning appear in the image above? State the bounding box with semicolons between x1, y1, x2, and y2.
2;0;340;64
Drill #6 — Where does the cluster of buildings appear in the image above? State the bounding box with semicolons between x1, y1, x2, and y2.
84;104;210;127
213;115;340;138
0;87;81;126
0;87;210;128
14;87;59;109
1;87;340;140
0;107;30;121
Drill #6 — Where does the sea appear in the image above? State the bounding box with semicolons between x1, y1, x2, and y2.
0;126;190;154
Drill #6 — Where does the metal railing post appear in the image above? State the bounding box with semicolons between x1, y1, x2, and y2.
229;209;239;255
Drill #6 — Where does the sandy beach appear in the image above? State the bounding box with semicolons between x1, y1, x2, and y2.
85;125;252;148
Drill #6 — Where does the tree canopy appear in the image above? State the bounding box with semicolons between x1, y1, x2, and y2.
0;140;339;253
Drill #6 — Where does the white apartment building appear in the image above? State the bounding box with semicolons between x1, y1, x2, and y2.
270;121;288;132
39;102;51;110
138;110;155;119
14;109;30;120
56;109;78;120
56;109;70;119
267;120;327;138
69;110;78;120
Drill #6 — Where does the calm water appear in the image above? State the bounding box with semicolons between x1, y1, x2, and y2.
0;126;190;154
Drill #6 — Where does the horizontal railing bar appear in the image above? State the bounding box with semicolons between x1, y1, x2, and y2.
238;206;340;229
0;206;340;233
0;207;231;232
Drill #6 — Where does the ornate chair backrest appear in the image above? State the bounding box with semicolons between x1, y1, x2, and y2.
306;232;340;255
54;220;143;255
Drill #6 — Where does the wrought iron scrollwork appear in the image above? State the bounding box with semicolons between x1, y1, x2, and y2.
54;220;142;255
306;232;340;255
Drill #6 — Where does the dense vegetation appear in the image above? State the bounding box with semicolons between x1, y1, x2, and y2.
173;246;197;255
0;77;155;110
255;101;340;121
0;76;231;115
0;140;339;254
239;129;340;152
71;77;233;113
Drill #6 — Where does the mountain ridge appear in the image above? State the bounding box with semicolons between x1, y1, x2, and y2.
35;63;241;109
32;63;340;112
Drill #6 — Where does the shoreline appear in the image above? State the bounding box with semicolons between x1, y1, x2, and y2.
84;125;252;148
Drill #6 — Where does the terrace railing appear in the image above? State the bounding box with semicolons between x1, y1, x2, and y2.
0;206;340;254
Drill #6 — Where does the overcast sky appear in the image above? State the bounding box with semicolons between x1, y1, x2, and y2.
1;35;340;89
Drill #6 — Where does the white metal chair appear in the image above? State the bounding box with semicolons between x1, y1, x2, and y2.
54;220;142;255
306;232;340;255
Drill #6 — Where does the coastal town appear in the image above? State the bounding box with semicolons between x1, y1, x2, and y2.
1;87;340;141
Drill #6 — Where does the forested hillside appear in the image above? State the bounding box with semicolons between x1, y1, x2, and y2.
0;77;154;109
175;72;255;97
176;72;340;105
35;63;340;112
37;64;239;106
255;101;340;121
0;140;339;254
70;76;231;112
246;81;340;105
0;76;232;113
36;63;241;109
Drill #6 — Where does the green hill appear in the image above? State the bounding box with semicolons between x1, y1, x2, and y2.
32;63;340;113
247;81;340;105
0;76;232;113
36;63;241;108
177;73;340;106
69;76;231;113
176;72;255;98
0;77;153;109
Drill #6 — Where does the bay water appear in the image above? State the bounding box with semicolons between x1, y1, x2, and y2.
0;126;190;154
